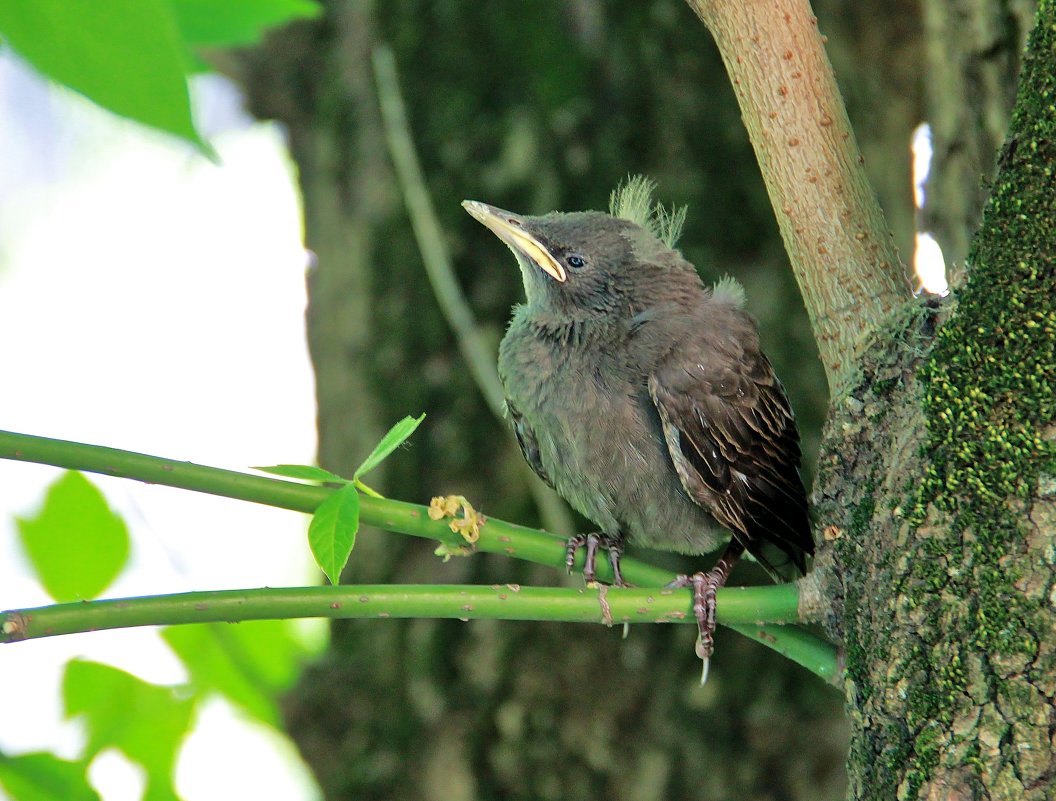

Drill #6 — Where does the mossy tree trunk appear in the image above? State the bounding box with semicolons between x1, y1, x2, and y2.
812;3;1055;797
237;0;1051;798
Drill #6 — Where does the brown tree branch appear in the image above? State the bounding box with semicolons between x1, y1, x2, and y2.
685;0;913;394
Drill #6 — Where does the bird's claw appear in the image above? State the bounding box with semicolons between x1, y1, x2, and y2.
666;541;744;684
667;571;721;683
565;532;629;587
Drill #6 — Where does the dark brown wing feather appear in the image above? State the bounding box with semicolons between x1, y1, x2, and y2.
506;399;554;490
649;345;813;579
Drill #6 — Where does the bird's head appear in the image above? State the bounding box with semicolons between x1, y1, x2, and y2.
463;178;696;320
462;201;645;317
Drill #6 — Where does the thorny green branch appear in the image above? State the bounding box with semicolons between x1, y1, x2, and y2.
0;430;840;684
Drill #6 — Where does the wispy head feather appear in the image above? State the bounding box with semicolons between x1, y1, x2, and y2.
711;275;747;307
609;175;656;231
609;175;688;248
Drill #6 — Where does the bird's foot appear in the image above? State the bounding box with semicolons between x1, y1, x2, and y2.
565;532;629;587
667;542;745;685
666;571;721;685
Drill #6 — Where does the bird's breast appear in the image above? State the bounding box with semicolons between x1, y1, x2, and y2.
498;320;725;554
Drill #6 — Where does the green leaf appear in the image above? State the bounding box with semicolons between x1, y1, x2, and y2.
353;413;426;480
0;0;203;148
63;659;193;799
308;484;360;584
16;471;130;603
162;620;313;727
169;0;321;47
0;752;100;801
253;464;349;484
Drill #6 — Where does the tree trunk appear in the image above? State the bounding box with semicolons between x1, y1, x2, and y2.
813;2;1055;796
813;0;923;277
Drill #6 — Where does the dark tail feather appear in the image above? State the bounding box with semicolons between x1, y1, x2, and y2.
746;537;809;582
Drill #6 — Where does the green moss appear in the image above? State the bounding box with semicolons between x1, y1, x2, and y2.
895;1;1056;791
904;729;937;791
837;481;881;704
870;377;900;397
849;483;877;538
869;721;911;799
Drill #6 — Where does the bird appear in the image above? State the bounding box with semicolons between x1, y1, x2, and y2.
462;177;813;681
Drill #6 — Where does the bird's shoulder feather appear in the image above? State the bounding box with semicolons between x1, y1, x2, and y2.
647;320;813;577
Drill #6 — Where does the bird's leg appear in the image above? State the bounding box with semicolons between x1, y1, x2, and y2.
605;537;627;587
565;533;629;587
667;539;745;684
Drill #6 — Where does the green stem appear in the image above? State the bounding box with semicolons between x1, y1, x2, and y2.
353;478;385;499
0;429;840;683
0;583;779;633
2;584;837;684
370;42;575;539
727;622;840;683
372;43;506;419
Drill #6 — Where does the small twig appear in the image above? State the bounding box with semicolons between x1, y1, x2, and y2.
0;582;834;682
372;44;506;417
371;43;574;536
1;583;783;638
1;583;838;684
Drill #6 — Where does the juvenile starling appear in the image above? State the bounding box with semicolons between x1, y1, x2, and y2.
463;179;813;679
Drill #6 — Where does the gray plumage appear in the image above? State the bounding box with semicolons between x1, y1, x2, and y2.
463;199;812;582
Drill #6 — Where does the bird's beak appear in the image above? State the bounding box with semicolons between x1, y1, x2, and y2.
462;200;567;283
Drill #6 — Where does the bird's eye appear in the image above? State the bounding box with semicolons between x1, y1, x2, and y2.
566;254;586;269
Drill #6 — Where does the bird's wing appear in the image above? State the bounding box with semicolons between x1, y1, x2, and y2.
648;341;812;578
506;400;555;490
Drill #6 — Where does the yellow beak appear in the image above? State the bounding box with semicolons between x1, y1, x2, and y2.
462;200;567;283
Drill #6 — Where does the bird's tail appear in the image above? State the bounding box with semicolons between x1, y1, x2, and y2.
746;537;812;582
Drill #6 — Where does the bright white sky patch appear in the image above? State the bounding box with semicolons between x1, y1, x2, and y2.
176;698;321;801
89;750;148;801
911;122;933;209
910;121;949;295
0;54;321;801
914;232;949;295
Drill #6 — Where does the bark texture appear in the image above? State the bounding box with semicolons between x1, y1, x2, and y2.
813;0;922;274
813;3;1056;797
686;0;912;394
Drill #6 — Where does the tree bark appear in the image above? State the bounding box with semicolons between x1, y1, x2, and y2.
685;0;912;395
812;0;922;280
813;2;1056;796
